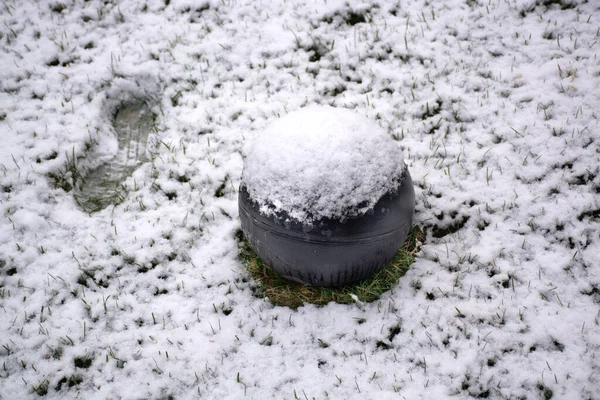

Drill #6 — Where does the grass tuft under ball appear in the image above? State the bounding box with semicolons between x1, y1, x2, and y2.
239;226;422;309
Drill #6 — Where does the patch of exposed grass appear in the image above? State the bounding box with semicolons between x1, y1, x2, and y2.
214;174;229;197
74;356;93;369
239;226;422;309
47;148;82;193
431;215;470;238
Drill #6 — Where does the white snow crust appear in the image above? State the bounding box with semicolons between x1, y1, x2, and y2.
242;105;406;222
1;0;600;399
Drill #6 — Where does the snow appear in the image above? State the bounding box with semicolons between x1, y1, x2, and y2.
1;0;600;398
242;105;406;222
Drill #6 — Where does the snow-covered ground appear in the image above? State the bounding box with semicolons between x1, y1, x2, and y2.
1;0;599;398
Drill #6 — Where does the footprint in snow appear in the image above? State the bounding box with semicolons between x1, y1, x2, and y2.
75;100;156;212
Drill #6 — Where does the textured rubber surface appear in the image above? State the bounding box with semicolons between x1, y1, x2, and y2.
239;168;415;287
